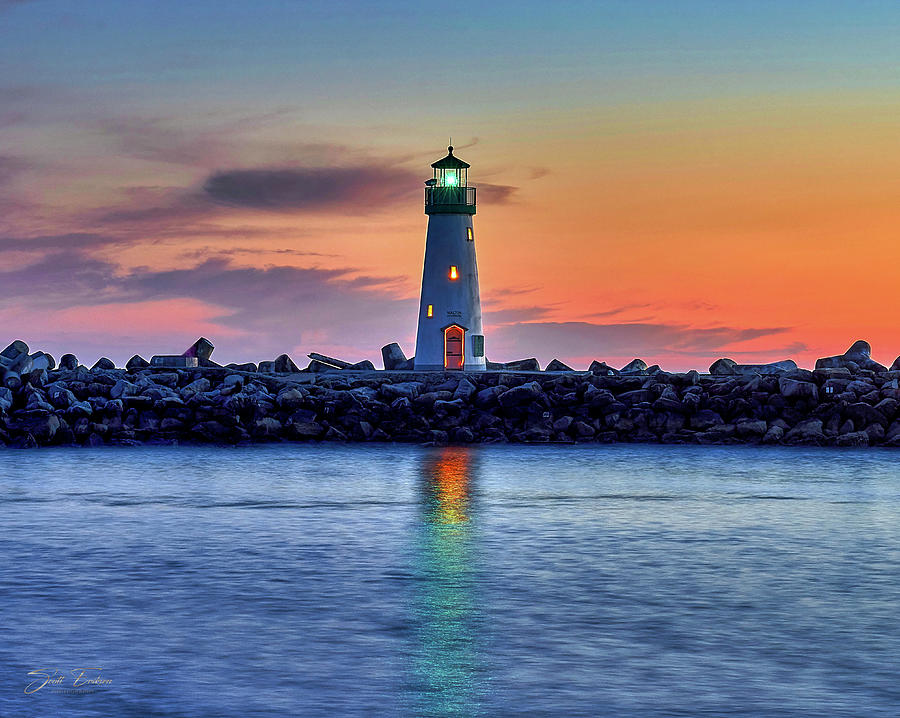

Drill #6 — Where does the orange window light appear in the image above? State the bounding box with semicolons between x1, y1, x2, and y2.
427;304;433;317
449;265;458;280
467;227;473;241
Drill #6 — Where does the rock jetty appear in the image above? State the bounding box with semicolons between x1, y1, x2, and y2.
3;339;900;449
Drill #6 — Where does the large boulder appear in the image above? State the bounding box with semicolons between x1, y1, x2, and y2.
815;340;887;373
505;358;540;372
126;354;150;370
0;340;29;366
784;418;825;444
709;358;737;375
183;337;215;361
348;360;375;371
273;354;300;373
226;362;258;373
734;360;797;376
30;352;56;371
381;382;424;401
91;357;115;371
545;359;573;372
588;361;619;376
779;377;818;401
381;343;407;370
59;353;79;370
891;356;900;372
620;359;648;374
497;381;544;408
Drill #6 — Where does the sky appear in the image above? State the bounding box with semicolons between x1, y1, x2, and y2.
1;0;899;370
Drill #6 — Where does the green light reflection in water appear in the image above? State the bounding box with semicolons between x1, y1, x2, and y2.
409;446;486;717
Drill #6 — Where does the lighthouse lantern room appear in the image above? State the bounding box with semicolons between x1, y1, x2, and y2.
414;146;486;371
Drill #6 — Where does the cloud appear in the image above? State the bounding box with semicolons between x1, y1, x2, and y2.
202;165;421;213
488;320;792;368
0;250;417;363
482;305;555;325
477;182;517;204
0;232;130;254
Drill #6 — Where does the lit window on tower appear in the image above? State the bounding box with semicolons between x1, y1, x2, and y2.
449;266;458;280
427;304;433;317
467;227;474;241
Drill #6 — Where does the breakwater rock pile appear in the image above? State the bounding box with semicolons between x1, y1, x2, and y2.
4;339;900;448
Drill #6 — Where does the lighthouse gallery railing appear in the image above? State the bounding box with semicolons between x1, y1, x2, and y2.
425;186;476;208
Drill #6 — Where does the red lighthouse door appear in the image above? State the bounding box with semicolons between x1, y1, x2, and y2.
444;326;464;370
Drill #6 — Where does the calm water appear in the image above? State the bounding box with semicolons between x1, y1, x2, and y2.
2;444;900;717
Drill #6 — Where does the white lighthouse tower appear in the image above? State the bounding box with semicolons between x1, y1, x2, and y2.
414;145;486;371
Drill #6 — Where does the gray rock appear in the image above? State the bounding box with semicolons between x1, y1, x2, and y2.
837;431;869;447
183;337;215;361
690;410;724;431
67;400;93;418
381;343;408;370
475;385;504;407
816;340;887;373
785;418;825;444
732;360;797;376
182;378;211;396
588;361;619;376
220;374;244;395
276;387;306;409
258;361;276;373
226;362;258;373
91;357;115;371
497;381;543;407
274;354;300;373
453;378;477;401
3;371;21;390
505;358;541;372
59;353;79;370
779;377;819;401
620;359;648;374
0;340;28;364
126;355;150;370
762;425;785;444
572;420;595;437
735;419;768;437
30;352;55;371
290;421;324;439
545;359;573;372
110;379;137;399
151;355;198;368
709;358;737;375
381;382;424;401
845;402;886;429
348;360;376;371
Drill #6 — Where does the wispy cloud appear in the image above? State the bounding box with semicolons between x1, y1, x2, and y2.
488;320;793;367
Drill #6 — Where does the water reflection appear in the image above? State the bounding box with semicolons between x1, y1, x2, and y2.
409;446;484;716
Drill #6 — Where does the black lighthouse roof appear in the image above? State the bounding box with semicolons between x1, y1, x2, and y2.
431;145;470;170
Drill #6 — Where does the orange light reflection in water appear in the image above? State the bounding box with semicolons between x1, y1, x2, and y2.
424;448;472;525
410;447;483;715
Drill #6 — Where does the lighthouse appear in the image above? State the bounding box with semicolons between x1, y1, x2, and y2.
414;146;486;371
